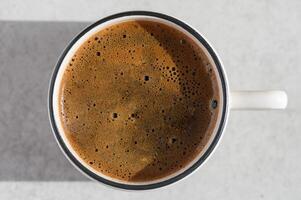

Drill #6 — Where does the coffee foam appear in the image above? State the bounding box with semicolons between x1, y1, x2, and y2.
57;19;222;183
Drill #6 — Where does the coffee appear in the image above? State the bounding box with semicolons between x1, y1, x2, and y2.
58;20;221;182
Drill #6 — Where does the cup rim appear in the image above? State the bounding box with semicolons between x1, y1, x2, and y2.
48;10;228;190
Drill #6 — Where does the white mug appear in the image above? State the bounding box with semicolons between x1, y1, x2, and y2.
48;11;287;190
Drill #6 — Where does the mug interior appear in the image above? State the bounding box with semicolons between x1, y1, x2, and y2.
49;11;228;190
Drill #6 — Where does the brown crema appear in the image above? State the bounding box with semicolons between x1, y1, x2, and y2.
58;20;221;182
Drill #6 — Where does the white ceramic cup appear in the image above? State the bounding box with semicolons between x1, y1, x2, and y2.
48;11;287;190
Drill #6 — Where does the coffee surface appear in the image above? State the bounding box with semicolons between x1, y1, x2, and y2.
58;20;221;182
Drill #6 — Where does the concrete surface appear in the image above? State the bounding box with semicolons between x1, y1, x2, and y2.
0;0;300;199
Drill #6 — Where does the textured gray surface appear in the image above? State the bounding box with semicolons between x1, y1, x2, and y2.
0;22;89;181
0;0;301;199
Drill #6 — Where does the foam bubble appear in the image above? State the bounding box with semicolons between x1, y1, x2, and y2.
211;100;218;109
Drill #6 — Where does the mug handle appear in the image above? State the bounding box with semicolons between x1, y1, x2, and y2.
230;90;288;110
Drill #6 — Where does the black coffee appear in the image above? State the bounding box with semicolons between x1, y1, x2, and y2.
58;20;222;182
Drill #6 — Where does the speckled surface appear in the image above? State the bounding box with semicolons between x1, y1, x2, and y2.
0;0;300;199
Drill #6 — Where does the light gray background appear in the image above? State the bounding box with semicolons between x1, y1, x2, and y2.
0;0;300;199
